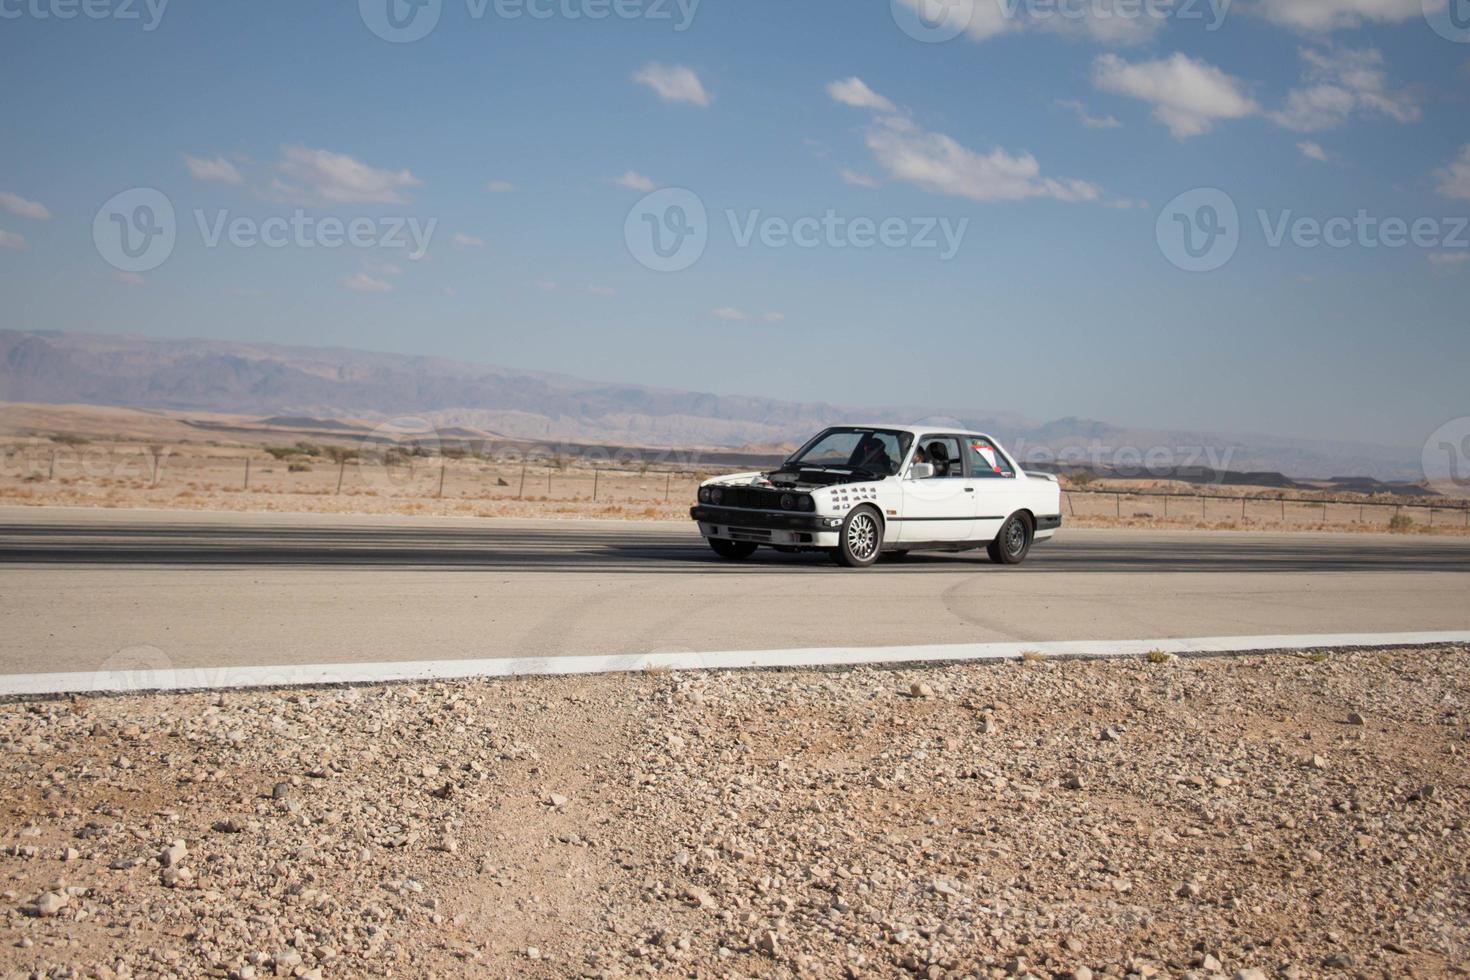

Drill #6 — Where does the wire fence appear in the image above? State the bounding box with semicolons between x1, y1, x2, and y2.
1063;488;1470;528
7;445;1470;526
2;447;710;505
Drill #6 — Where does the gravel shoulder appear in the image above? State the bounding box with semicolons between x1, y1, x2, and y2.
2;646;1467;979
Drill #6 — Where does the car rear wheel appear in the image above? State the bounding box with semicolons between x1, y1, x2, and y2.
708;538;758;560
986;513;1033;565
831;507;883;568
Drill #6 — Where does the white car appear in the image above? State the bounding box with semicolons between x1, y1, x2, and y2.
690;425;1061;568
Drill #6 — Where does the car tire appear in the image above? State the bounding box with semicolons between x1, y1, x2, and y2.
831;506;883;568
986;513;1033;565
708;538;758;560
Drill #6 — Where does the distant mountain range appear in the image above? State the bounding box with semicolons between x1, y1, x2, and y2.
0;330;1429;484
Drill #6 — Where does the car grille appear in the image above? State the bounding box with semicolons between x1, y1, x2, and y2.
719;486;790;510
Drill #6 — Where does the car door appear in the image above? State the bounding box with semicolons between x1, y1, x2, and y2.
897;434;974;542
963;435;1024;541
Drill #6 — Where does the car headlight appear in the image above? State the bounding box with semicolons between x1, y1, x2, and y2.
710;487;724;505
780;493;795;510
797;495;814;511
698;487;711;503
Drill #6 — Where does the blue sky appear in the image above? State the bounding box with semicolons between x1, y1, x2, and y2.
0;0;1466;448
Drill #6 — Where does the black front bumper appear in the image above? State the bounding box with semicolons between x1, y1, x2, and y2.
690;506;838;532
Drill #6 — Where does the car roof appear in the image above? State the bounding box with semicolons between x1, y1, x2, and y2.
838;424;999;440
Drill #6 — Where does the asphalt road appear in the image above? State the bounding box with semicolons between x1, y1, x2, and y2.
2;507;1468;678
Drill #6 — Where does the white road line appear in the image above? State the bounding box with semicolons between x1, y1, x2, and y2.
2;631;1468;697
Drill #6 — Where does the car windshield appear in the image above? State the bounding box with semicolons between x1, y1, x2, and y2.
787;428;912;477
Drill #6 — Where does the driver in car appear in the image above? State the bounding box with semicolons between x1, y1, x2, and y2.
850;434;892;473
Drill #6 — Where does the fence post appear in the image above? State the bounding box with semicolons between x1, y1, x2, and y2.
517;461;527;500
1241;496;1246;519
437;460;446;499
1201;496;1206;519
1281;497;1286;520
243;457;251;490
665;472;672;502
49;451;56;480
336;459;346;495
1115;493;1120;517
593;468;599;502
1163;494;1168;517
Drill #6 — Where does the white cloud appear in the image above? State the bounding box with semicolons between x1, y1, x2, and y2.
340;272;393;293
1269;47;1418;132
613;171;658;192
585;284;616;296
891;0;1018;41
826;77;896;113
1297;140;1329;162
363;258;403;277
830;79;1097;203
892;0;1166;45
112;271;146;286
271;145;421;205
183;154;243;185
714;308;782;321
0;229;26;250
1251;0;1423;31
1428;251;1470;269
1103;197;1150;209
632;63;712;107
1056;99;1122;130
484;180;516;193
1437;144;1470;201
1093;53;1258;139
451;233;485;247
865;116;1099;203
840;169;880;189
0;191;51;221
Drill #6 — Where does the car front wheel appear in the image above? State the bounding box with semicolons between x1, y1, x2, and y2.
987;512;1033;565
708;538;758;560
832;506;883;568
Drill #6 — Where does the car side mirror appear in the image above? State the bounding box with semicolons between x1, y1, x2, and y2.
908;462;934;480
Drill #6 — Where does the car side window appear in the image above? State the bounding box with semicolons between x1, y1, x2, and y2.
917;436;965;477
966;437;1015;478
